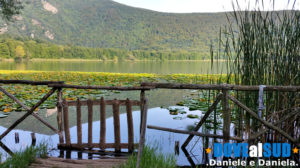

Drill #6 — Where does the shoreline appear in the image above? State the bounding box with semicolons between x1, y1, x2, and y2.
0;58;227;62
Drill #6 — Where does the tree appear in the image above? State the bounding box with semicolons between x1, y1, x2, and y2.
0;0;23;21
15;45;25;58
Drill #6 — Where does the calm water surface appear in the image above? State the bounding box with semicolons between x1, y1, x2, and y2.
0;61;228;166
0;61;227;74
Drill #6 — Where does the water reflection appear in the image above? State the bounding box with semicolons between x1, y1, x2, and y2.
0;106;209;166
0;61;227;74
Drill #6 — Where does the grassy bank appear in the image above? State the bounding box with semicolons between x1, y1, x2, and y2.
0;70;227;113
119;146;176;168
0;143;47;168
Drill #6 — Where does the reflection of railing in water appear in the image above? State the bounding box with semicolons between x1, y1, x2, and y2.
0;80;299;167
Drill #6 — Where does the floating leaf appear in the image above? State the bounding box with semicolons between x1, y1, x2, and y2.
187;114;199;119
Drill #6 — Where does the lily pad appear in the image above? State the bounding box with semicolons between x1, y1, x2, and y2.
176;102;184;106
187;114;199;119
173;116;183;120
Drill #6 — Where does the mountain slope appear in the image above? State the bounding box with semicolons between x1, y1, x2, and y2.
0;0;228;53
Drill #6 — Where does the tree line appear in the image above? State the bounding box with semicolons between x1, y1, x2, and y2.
0;36;211;61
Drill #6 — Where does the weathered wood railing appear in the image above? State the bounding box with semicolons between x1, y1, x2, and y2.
58;97;140;153
141;82;300;167
0;80;299;167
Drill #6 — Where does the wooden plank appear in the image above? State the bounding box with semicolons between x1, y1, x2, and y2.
0;88;56;140
247;108;300;142
113;99;121;152
100;97;106;150
58;143;135;150
57;88;64;144
0;79;64;85
147;125;243;141
182;93;223;148
87;99;93;148
48;84;154;90
0;86;59;133
77;98;82;146
0;141;13;155
136;97;148;168
126;98;134;152
141;82;300;92
222;90;231;143
63;99;71;145
66;100;140;106
228;95;299;146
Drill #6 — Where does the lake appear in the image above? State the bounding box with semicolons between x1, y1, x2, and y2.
0;60;227;166
0;89;226;166
0;60;227;74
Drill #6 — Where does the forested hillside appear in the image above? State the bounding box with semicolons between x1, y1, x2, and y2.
0;0;227;54
0;36;210;60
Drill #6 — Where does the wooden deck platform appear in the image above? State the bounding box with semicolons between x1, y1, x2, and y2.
30;157;127;168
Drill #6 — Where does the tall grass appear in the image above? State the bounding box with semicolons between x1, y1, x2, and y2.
213;0;300;144
118;146;176;168
0;143;48;168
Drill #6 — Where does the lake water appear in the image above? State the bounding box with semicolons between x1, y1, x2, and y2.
0;61;227;74
0;89;226;166
0;61;227;166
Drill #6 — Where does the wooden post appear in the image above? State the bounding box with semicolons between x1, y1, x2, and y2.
57;88;64;144
175;141;179;155
31;133;36;146
76;98;82;146
136;97;148;168
222;90;231;143
100;97;106;150
63;99;71;145
87;99;93;149
78;151;82;159
140;90;145;133
15;132;19;144
66;150;71;159
113;99;121;152
126;98;134;152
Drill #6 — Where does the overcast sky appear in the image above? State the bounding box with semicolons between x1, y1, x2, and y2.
112;0;300;13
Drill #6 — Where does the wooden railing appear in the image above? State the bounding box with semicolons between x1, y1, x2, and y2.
0;80;299;167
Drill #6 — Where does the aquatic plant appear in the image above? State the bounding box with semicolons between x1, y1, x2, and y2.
213;0;300;143
0;70;228;112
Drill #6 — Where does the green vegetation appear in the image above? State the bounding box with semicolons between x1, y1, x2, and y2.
0;0;23;21
119;146;176;168
0;70;227;113
0;143;48;168
0;0;227;53
0;36;210;60
214;0;300;141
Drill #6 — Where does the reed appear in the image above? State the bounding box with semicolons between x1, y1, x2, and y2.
213;0;300;145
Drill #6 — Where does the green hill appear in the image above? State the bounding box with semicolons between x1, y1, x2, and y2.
0;0;228;54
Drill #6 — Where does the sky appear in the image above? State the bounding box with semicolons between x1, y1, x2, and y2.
112;0;300;13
